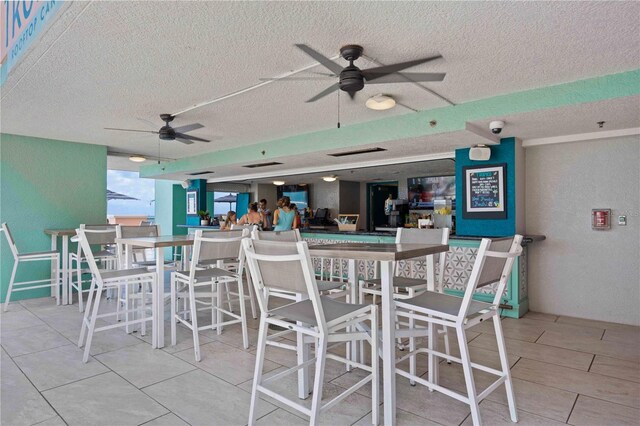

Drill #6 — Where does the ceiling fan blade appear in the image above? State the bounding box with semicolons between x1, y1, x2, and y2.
295;44;343;75
260;76;333;81
175;137;195;145
173;123;204;133
305;83;340;102
175;132;210;143
104;127;158;134
362;55;443;81
365;72;446;84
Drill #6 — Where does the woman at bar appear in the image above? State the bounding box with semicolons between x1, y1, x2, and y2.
273;196;296;231
237;202;267;230
220;211;237;230
290;203;302;229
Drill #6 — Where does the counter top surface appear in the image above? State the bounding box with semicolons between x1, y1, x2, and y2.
300;229;545;244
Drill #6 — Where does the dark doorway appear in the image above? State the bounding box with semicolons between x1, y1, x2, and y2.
367;183;398;230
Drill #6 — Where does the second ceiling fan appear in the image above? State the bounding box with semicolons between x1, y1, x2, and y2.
263;44;446;102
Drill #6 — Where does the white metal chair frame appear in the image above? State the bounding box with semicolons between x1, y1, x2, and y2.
2;223;61;311
76;227;158;362
170;229;251;361
358;227;451;380
394;235;523;426
69;224;118;312
242;239;379;425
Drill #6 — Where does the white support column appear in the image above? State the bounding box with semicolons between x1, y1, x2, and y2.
381;260;396;426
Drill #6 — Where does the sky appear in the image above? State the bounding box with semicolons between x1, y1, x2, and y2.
107;170;155;216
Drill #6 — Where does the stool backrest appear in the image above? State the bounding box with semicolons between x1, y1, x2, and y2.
118;225;160;238
1;222;19;259
231;224;257;232
194;230;248;263
242;239;326;328
395;227;450;289
76;227;114;281
81;224;117;245
458;235;523;319
251;229;301;242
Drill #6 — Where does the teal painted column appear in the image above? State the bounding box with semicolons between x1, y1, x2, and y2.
455;138;525;237
186;179;207;226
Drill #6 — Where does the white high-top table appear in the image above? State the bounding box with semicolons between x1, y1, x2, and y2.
308;242;449;426
115;234;194;348
44;228;77;305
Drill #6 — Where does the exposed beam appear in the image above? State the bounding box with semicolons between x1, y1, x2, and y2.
523;127;640;147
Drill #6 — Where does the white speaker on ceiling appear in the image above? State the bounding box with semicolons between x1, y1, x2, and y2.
469;145;491;161
181;180;190;189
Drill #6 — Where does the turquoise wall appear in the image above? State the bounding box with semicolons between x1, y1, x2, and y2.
0;133;107;302
455;138;517;237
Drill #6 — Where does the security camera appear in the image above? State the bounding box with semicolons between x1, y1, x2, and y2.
489;120;505;135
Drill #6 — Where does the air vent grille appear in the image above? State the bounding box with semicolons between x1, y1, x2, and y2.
328;147;387;157
243;161;283;168
188;171;214;176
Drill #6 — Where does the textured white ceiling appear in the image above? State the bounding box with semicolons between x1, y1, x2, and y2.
2;1;639;172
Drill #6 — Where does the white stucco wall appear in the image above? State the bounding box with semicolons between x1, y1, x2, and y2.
525;136;640;325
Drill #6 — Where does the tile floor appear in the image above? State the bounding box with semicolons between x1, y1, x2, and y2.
1;296;639;426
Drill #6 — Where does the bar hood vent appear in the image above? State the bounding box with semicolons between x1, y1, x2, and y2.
243;161;283;168
328;147;387;157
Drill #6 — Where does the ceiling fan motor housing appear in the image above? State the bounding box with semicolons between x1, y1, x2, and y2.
159;125;176;140
339;65;365;93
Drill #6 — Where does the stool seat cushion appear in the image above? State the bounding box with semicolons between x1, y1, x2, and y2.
400;290;493;318
363;276;428;288
268;296;368;326
174;267;236;282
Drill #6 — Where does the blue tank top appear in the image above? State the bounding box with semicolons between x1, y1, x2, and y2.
274;208;295;231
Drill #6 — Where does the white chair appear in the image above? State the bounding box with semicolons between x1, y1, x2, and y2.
76;227;157;363
242;238;379;425
69;224;118;312
2;223;60;311
170;229;251;361
395;235;523;426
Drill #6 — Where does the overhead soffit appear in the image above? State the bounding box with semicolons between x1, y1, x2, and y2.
0;1;638;172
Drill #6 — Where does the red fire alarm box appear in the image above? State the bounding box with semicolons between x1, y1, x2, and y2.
592;209;611;230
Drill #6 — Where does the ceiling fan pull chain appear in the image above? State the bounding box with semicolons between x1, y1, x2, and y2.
337;89;341;129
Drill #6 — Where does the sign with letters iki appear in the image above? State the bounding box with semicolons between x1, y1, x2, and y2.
1;0;64;85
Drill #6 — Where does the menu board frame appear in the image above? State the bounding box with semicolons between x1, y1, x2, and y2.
186;190;198;216
462;163;507;219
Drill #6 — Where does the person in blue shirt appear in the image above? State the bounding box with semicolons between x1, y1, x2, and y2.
273;196;296;231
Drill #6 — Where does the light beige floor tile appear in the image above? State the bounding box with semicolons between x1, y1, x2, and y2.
459;399;566;425
0;349;58;426
472;317;604;342
538;330;640;362
202;322;261;349
29;308;87;333
394;376;472;426
13;344;108;391
142;413;190;426
589;355;640;383
144;369;277;426
603;327;640;344
256;408;307;425
0;309;45;331
557;315;640;331
469;332;594;370
352;408;444;426
1;324;71;357
19;297;60;311
568;395;640;426
33;415;67;425
0;302;27;313
487;378;577;422
95;342;196;388
144;324;215;354
522;311;558;323
42;372;168;425
239;366;377;426
511;358;640;409
57;323;143;356
174;341;280;385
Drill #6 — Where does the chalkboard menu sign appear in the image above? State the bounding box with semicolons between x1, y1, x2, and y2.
462;164;506;219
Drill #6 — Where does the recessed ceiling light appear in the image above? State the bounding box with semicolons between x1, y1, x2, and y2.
365;94;396;111
129;155;146;163
322;176;338;182
273;180;285;186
